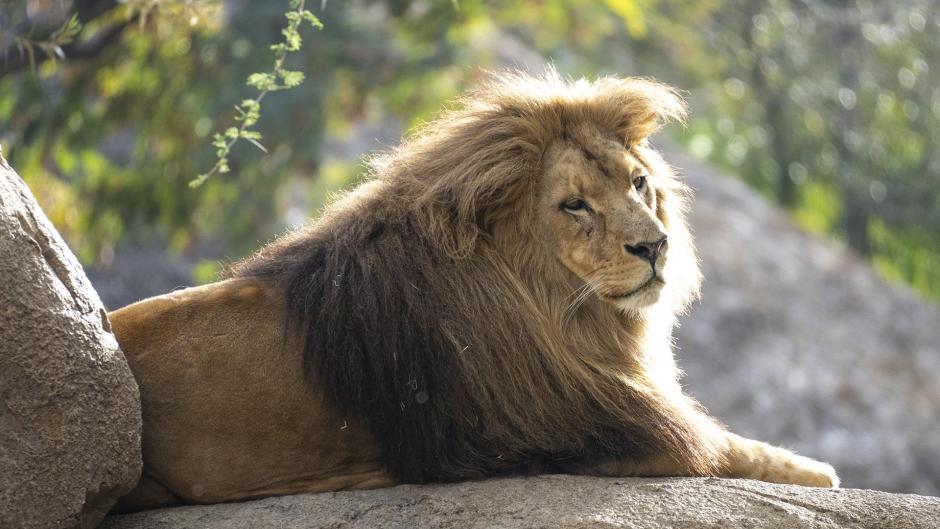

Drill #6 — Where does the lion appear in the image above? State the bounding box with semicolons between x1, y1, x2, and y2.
109;72;838;511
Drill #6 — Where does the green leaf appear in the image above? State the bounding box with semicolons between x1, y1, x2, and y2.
211;133;227;149
189;175;208;188
51;13;83;45
302;11;323;28
280;70;305;87
282;28;303;51
246;72;275;90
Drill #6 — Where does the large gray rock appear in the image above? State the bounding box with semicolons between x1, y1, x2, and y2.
102;475;940;529
669;146;940;495
0;153;142;529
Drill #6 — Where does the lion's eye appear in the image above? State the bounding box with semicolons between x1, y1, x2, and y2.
633;175;647;191
561;198;589;214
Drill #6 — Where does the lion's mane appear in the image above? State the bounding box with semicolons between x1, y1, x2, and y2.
229;72;716;483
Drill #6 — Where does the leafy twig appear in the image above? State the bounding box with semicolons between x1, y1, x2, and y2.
191;0;322;187
6;13;82;70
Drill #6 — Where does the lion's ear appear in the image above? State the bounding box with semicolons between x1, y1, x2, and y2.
600;78;687;148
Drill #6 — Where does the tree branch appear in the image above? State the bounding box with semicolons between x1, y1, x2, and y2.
0;0;123;80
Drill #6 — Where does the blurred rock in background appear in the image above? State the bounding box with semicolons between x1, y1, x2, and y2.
87;244;217;311
666;146;940;495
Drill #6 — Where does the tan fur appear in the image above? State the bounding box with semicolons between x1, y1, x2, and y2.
110;280;393;511
110;72;837;510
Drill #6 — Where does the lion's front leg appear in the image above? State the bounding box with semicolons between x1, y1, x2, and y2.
718;432;839;488
583;430;838;488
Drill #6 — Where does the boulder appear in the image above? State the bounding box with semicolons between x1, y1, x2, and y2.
0;153;142;529
101;475;940;529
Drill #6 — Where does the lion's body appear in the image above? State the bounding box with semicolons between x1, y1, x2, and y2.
110;235;694;510
110;72;837;511
110;278;391;510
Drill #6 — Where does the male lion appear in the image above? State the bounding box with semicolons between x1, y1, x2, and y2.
110;72;838;511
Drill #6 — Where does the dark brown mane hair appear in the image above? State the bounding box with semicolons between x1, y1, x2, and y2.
229;71;719;482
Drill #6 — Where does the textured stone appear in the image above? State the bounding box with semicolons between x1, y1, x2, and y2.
102;475;940;529
0;153;142;529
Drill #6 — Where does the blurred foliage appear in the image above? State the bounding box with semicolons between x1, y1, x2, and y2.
2;0;939;302
647;0;940;300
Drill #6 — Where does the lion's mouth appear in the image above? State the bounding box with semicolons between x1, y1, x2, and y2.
603;276;664;299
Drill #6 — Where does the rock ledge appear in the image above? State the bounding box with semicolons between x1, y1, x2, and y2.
102;475;940;529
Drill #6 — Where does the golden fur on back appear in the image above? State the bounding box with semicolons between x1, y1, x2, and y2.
112;71;838;510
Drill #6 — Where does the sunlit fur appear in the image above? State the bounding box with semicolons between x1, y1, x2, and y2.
231;71;726;482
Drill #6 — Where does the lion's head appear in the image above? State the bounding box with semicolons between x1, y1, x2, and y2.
373;71;701;318
232;71;715;483
537;125;672;311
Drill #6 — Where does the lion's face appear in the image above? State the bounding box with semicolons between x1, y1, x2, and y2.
537;128;669;312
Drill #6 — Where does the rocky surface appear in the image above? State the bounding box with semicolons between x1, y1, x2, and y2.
0;153;142;529
667;146;940;495
102;475;940;529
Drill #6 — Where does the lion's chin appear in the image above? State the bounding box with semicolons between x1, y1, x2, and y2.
604;277;666;311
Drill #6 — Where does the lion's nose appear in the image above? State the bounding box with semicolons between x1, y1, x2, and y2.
625;236;667;264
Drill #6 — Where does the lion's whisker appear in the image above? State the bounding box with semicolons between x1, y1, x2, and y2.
562;271;605;326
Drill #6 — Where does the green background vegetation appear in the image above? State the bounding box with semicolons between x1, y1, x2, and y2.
3;0;939;300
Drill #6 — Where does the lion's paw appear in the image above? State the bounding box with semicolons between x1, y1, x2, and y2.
779;455;840;488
